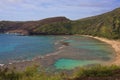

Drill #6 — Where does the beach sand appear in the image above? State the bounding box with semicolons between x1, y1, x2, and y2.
84;35;120;65
1;35;119;71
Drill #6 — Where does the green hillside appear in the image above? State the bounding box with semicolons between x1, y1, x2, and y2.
71;8;120;39
0;8;120;39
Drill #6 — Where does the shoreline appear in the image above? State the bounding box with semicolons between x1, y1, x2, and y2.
0;35;118;70
83;35;120;65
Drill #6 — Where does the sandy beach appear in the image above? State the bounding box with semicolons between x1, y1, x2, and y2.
84;35;120;65
1;35;119;71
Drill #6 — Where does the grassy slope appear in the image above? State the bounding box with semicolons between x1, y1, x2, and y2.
0;17;70;34
0;8;120;39
71;8;120;39
1;65;120;80
30;8;120;39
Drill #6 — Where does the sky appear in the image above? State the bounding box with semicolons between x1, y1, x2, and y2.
0;0;120;21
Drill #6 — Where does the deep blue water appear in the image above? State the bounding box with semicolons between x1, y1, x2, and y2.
0;34;58;63
0;34;115;69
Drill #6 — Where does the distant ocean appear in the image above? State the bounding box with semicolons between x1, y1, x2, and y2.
0;34;115;69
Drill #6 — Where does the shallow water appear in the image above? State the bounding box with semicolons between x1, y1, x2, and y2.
0;34;115;69
54;59;100;70
53;36;115;69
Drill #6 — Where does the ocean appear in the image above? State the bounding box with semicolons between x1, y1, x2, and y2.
0;34;115;69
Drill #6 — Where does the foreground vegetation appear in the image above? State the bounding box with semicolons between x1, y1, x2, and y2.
1;65;120;80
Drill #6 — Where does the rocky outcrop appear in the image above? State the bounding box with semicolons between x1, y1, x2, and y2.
0;17;70;35
6;30;29;35
0;8;120;39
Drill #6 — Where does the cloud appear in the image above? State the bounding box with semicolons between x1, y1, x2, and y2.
0;0;118;10
58;0;117;8
7;0;22;3
0;0;120;21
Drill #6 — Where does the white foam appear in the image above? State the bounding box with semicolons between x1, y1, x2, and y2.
63;37;69;39
59;46;62;49
58;45;65;50
9;63;12;64
0;64;4;66
55;42;59;45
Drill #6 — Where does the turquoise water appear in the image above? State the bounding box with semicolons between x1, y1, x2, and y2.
0;34;115;70
54;36;115;69
54;59;99;70
63;36;115;60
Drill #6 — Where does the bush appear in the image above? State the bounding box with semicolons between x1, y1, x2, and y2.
73;65;120;78
0;65;120;80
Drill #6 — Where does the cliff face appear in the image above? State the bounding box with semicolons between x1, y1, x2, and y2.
0;8;120;39
71;7;120;39
0;17;70;35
